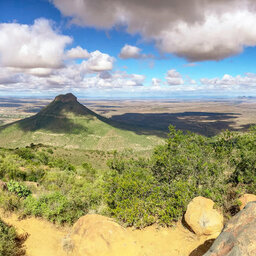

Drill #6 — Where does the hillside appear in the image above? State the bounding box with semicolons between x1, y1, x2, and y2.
0;93;163;150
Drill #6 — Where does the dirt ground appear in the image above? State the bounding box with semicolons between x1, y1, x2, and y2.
0;211;214;256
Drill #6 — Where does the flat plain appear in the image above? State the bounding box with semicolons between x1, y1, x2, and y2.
1;97;256;137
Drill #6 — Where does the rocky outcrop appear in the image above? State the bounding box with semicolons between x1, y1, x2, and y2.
238;193;256;210
203;202;256;256
67;214;139;256
54;93;77;103
185;196;223;237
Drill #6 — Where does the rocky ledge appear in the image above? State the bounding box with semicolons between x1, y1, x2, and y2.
54;93;77;103
203;201;256;256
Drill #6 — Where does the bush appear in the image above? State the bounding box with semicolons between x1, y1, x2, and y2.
48;158;76;172
23;192;87;224
0;192;22;212
2;126;256;228
15;148;35;161
0;219;24;256
103;166;197;227
7;181;31;198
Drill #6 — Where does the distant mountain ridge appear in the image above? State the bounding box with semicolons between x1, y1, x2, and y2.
0;93;163;151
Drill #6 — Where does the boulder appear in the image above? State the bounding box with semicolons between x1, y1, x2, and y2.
203;202;256;256
68;214;139;256
238;193;256;210
184;196;223;237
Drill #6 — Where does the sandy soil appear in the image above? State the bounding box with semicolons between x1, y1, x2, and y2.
0;211;213;256
0;211;68;256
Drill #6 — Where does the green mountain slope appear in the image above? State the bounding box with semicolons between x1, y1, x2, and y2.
0;93;163;150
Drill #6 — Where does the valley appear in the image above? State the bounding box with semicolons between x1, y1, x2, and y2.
0;94;256;256
1;97;256;137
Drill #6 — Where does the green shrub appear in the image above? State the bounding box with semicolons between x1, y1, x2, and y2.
103;166;197;227
47;148;54;154
15;148;35;161
48;158;76;172
23;192;87;224
0;191;22;212
7;181;31;198
2;126;256;228
80;162;97;181
0;219;24;256
26;168;45;182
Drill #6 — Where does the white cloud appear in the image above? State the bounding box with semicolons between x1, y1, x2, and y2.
119;44;152;59
84;50;115;72
200;73;256;87
166;69;184;85
0;19;72;68
151;78;161;87
74;71;145;89
27;68;53;77
190;79;197;85
157;11;256;61
52;0;256;61
119;44;155;60
0;63;144;92
65;46;90;59
119;45;141;59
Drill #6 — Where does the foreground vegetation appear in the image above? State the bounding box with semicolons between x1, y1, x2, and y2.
0;126;256;229
0;218;25;256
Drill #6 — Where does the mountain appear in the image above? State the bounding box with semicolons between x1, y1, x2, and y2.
0;93;163;151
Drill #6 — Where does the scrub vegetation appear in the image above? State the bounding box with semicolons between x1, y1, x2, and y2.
0;125;255;230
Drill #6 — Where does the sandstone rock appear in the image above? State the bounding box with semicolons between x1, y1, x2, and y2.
184;196;223;237
203;202;256;256
238;193;256;210
69;214;139;256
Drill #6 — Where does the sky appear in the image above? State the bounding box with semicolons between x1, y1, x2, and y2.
1;0;256;99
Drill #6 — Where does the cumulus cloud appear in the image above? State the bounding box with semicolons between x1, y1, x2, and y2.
166;69;184;85
119;44;153;59
65;46;90;59
0;68;23;85
151;78;161;87
0;18;124;92
157;11;256;61
52;0;256;61
119;45;141;59
0;62;144;92
70;70;145;89
200;73;256;87
27;68;53;77
0;19;72;68
84;50;115;72
99;71;112;79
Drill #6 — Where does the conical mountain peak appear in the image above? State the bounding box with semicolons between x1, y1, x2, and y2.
40;93;96;117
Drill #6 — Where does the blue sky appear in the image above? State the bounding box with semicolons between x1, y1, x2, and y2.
1;0;256;98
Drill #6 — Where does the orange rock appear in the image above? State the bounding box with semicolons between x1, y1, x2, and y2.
238;194;256;210
69;214;139;256
184;196;223;237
